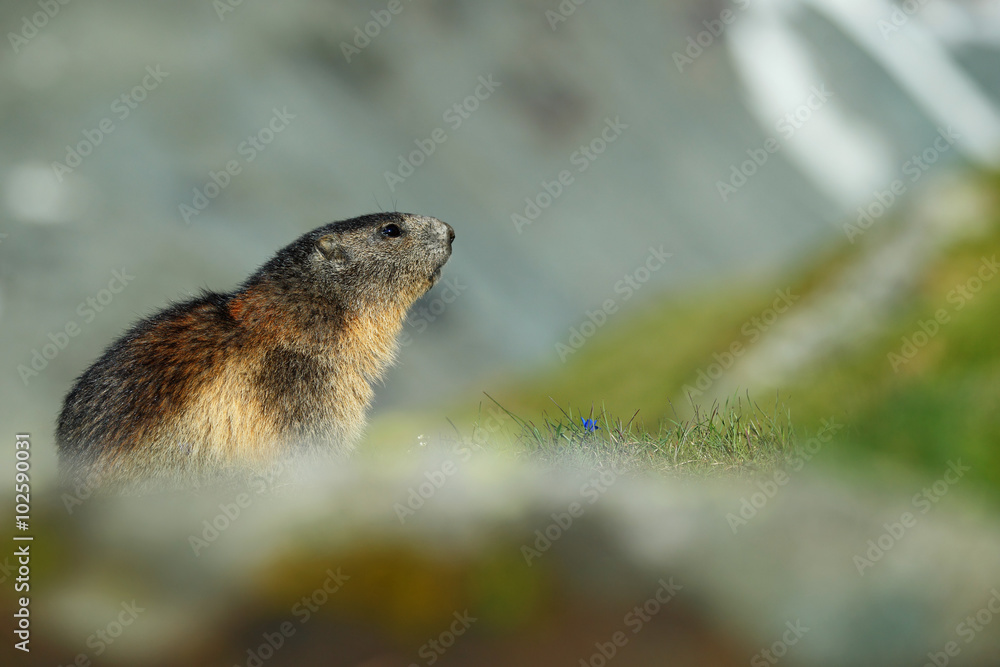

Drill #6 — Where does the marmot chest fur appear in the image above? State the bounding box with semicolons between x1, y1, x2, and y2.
57;213;454;490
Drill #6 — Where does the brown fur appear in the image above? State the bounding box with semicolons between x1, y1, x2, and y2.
57;213;454;491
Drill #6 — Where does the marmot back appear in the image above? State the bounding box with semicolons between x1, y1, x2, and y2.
57;212;454;491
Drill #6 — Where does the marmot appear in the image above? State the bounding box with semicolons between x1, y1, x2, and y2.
57;213;454;491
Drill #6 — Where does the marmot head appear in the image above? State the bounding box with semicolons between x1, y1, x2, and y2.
251;213;455;312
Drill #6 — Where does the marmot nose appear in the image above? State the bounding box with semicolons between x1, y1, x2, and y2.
443;222;455;245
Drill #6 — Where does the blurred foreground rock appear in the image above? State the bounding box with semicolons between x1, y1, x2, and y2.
3;452;999;667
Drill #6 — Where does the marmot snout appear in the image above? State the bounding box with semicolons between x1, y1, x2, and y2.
57;212;455;491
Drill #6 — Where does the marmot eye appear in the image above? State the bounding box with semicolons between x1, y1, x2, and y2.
381;224;402;238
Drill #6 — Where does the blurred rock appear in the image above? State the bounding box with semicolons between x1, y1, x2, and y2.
5;452;999;666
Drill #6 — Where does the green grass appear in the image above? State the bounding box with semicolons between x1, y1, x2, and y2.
445;394;795;478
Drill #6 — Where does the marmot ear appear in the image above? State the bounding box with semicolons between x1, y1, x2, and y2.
316;234;348;264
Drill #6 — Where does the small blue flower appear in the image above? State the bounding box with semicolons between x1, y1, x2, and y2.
582;418;599;432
